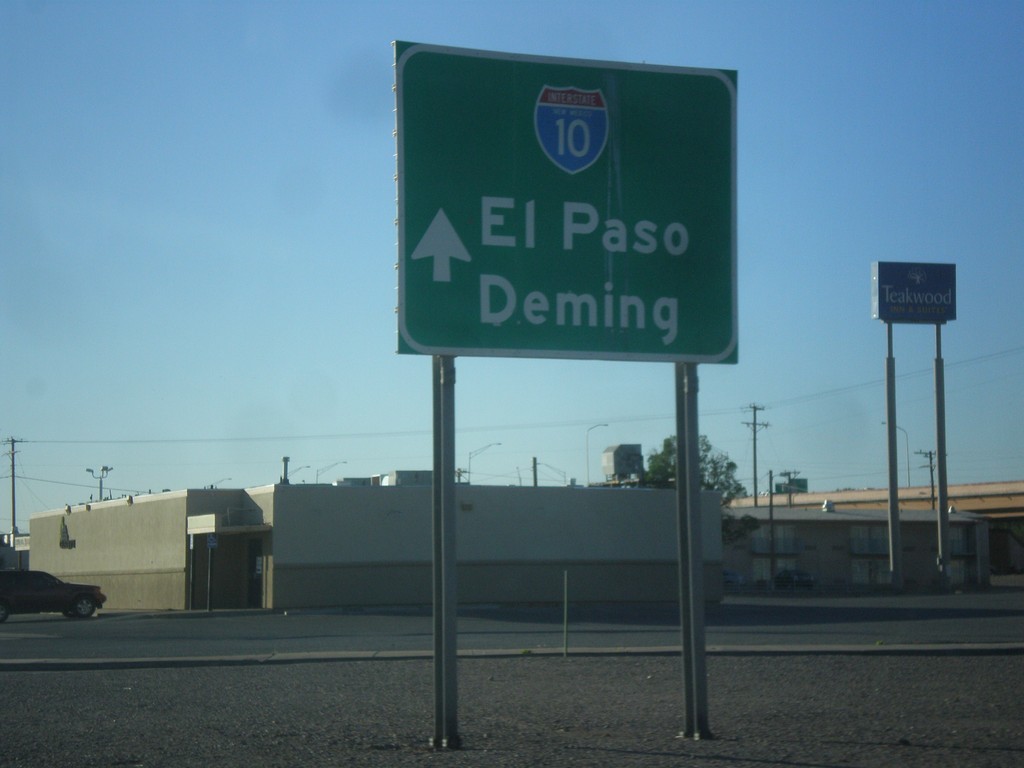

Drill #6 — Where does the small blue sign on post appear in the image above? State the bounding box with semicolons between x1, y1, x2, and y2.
872;262;956;324
207;533;218;550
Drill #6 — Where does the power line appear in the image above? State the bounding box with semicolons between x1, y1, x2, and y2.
17;414;712;447
16;474;140;494
14;345;1024;451
765;345;1024;410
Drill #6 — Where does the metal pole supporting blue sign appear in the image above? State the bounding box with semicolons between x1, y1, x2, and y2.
873;262;956;591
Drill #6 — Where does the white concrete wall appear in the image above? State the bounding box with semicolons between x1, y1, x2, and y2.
268;485;723;607
268;485;723;564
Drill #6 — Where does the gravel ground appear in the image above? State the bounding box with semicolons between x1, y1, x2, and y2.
3;653;1022;767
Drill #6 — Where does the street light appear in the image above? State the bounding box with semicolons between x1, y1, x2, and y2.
467;443;501;485
586;423;608;486
86;466;113;501
316;461;347;483
881;422;911;488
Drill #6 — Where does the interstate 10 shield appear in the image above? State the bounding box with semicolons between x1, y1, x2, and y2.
534;86;609;175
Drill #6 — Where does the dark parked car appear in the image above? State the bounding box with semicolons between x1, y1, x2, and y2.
723;569;746;588
0;570;107;622
774;569;815;590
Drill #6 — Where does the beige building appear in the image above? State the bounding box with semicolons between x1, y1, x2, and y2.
26;484;724;611
21;481;992;610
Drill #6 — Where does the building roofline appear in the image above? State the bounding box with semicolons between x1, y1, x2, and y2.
730;480;1024;516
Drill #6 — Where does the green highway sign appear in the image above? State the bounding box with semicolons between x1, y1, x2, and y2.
395;42;737;363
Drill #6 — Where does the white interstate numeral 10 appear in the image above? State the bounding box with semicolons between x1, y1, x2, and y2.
554;118;593;159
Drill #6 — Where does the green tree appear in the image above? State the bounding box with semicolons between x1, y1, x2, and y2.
644;435;746;500
645;434;758;544
645;436;679;490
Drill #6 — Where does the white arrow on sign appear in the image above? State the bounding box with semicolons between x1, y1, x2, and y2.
410;208;471;282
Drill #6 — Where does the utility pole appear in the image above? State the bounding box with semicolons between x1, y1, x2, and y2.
767;469;776;587
778;470;801;508
916;450;936;509
4;437;19;539
742;404;769;506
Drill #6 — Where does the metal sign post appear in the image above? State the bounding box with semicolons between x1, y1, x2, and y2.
934;326;950;590
431;355;459;748
187;533;194;610
206;533;217;612
884;323;904;590
676;362;709;739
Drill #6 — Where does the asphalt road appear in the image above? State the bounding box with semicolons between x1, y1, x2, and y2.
1;587;1021;664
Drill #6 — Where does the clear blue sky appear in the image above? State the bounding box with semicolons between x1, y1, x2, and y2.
2;1;1022;528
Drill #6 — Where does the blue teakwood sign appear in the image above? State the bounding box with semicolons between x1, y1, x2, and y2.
872;262;956;324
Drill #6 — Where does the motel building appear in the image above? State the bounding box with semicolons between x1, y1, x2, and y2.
726;482;1012;590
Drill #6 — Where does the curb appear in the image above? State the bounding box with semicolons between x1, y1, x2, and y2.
2;642;1021;672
